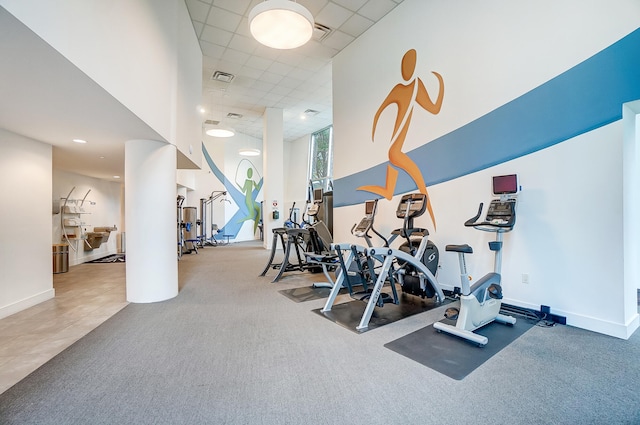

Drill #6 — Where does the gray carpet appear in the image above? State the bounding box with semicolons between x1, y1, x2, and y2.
2;241;640;424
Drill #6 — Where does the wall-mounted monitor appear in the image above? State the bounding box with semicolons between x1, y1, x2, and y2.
493;174;518;195
365;200;375;215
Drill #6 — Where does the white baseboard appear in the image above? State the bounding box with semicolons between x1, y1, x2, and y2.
0;289;55;320
504;297;640;340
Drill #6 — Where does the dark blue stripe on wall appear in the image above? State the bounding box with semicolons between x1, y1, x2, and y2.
334;28;640;207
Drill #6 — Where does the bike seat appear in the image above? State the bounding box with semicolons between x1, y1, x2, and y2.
445;244;473;254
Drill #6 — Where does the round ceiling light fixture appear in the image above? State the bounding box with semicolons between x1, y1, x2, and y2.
205;125;235;138
249;0;314;50
238;148;261;157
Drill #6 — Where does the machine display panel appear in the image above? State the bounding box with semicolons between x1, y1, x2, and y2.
492;174;518;195
365;201;375;215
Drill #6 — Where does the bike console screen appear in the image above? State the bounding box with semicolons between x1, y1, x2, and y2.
492;174;518;195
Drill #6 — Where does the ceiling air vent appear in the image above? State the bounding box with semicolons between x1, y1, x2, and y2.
211;71;235;83
304;109;320;116
204;120;220;126
227;113;243;119
312;23;332;41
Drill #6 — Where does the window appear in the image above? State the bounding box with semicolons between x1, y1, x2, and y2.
308;125;333;195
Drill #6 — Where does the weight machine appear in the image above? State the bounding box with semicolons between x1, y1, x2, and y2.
199;191;228;246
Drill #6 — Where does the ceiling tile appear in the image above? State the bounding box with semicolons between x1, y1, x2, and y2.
191;20;204;38
288;67;314;81
221;48;250;65
213;0;252;15
357;0;396;21
276;77;304;90
332;0;368;13
267;61;294;76
297;57;328;72
235;66;263;79
245;55;273;71
270;84;295;96
298;0;330;16
200;25;233;46
251;80;275;93
185;0;211;23
340;13;374;37
260;71;284;85
227;33;258;54
200;40;226;59
321;30;355;51
315;2;354;29
206;6;242;32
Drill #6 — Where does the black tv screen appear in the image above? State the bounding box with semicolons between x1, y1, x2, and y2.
493;174;518;195
365;200;375;215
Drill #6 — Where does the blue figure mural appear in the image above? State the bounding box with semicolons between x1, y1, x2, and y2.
202;145;263;240
235;159;262;234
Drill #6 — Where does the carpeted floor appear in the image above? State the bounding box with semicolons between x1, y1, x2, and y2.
1;241;639;424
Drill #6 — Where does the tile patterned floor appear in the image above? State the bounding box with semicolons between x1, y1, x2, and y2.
0;262;127;394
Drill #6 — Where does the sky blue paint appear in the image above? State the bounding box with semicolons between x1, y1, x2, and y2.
334;28;640;208
202;145;262;239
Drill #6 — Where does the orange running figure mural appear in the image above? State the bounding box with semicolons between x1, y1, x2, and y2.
357;49;444;229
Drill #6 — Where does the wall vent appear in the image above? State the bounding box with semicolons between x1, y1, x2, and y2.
312;23;332;41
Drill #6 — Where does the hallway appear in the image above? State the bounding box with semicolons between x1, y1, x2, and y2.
0;262;127;394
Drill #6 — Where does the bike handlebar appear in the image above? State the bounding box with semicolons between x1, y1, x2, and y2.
464;202;516;230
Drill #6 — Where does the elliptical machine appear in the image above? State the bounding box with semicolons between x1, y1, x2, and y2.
433;174;519;346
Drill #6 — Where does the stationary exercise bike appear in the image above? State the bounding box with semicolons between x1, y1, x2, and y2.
433;174;519;346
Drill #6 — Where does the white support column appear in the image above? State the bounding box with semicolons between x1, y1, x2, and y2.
623;101;640;338
262;108;285;249
125;139;178;303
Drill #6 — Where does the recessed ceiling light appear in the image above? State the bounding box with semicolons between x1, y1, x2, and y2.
113;175;120;179
73;139;87;144
99;156;105;159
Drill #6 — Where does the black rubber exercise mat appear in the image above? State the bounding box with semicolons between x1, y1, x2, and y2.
278;285;345;302
385;318;534;380
313;295;452;333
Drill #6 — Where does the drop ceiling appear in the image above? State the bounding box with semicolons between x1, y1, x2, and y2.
0;1;404;181
189;0;404;142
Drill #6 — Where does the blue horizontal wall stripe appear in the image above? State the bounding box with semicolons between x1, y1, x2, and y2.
334;28;640;208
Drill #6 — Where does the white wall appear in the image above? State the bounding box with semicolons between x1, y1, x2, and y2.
284;134;311;221
0;0;202;316
0;130;53;319
332;0;640;338
0;0;202;168
52;170;123;265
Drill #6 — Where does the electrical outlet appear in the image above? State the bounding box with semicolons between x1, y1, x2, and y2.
522;273;529;284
